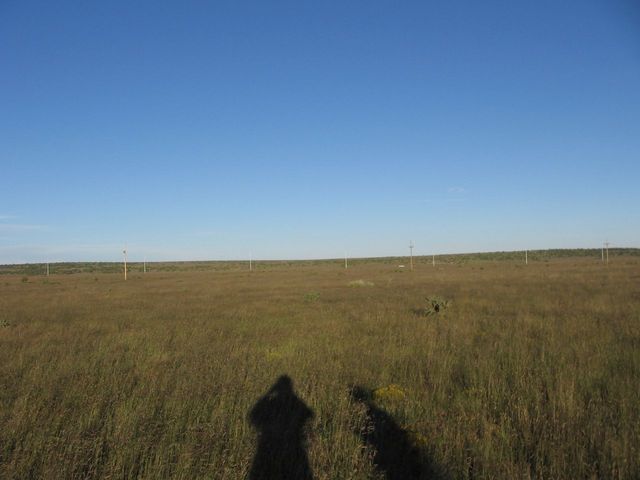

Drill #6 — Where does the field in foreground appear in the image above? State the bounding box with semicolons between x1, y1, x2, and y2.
1;257;639;479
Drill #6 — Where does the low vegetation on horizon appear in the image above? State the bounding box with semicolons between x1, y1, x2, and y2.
1;247;638;275
1;255;639;479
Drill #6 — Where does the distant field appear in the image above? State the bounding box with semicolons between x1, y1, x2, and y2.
2;248;638;275
1;255;639;479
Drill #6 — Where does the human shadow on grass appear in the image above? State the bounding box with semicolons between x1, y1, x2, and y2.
249;375;314;480
350;386;447;480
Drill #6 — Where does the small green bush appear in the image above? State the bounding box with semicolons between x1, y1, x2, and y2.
421;296;450;315
303;292;320;302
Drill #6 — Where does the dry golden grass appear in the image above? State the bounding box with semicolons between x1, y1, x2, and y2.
1;257;639;479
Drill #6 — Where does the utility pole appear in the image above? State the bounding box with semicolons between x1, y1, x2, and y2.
143;256;146;274
409;241;414;271
525;250;528;265
123;248;128;280
432;254;435;267
344;251;348;269
604;241;610;265
46;262;49;276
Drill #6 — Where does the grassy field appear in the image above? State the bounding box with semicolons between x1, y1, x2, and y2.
1;255;639;479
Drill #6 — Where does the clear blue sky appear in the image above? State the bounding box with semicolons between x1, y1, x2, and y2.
1;0;639;263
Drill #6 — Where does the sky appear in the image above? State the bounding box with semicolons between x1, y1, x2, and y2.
1;0;639;263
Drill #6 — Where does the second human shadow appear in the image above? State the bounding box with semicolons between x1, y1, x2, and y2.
351;386;446;480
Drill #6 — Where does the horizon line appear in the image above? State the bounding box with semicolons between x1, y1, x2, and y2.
1;246;637;267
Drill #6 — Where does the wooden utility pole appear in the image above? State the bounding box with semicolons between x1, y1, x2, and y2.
123;248;127;280
409;241;414;271
525;250;528;265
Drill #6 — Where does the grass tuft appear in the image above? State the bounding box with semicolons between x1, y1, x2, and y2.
348;279;375;287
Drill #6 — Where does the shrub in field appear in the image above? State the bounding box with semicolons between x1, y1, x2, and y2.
303;292;320;302
421;296;450;315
